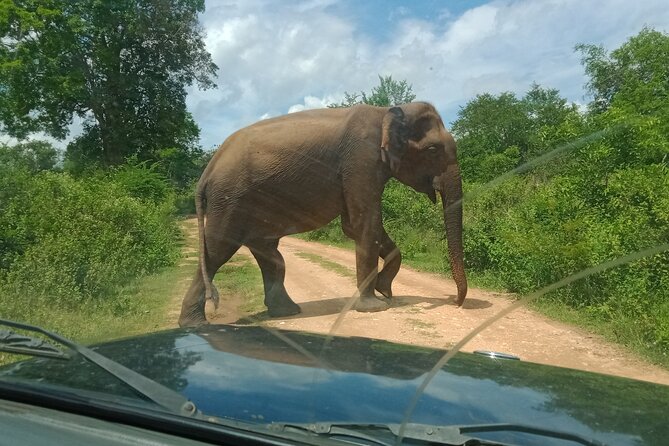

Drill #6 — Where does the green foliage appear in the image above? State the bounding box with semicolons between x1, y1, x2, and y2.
301;217;349;245
0;167;179;313
329;75;416;108
577;27;669;115
0;140;60;172
0;0;217;166
174;180;198;215
458;28;669;359
452;85;582;183
112;159;173;204
153;146;208;189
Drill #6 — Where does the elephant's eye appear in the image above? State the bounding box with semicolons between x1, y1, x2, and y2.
426;145;439;154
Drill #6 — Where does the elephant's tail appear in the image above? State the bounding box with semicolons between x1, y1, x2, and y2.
196;185;214;304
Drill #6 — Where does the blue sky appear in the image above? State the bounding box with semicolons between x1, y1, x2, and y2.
187;0;669;150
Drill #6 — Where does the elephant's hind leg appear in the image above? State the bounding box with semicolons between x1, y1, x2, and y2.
178;240;241;327
248;238;301;318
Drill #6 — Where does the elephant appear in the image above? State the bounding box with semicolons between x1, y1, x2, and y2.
178;102;467;327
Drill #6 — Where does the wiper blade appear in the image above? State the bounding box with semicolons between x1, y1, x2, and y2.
0;319;198;418
450;424;606;446
269;422;606;446
0;329;71;360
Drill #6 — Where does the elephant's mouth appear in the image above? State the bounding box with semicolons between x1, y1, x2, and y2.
424;175;437;203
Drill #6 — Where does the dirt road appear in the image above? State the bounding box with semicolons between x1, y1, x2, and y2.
194;232;669;385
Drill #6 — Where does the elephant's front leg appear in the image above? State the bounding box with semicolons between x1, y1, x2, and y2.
248;238;301;317
353;224;391;313
376;228;401;299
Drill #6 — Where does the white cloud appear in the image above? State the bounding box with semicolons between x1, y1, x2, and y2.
189;0;669;147
287;94;340;113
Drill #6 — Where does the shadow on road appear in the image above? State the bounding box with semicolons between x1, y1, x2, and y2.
233;294;492;325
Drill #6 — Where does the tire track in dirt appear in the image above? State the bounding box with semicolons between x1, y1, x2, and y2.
200;234;669;385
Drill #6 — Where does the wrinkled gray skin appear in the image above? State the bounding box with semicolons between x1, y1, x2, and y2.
178;102;468;327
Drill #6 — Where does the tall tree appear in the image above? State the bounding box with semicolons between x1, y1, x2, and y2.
577;27;669;115
0;140;59;172
0;0;217;166
451;85;581;183
329;75;416;108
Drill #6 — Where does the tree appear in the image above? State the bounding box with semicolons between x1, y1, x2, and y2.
451;85;581;182
0;140;59;172
329;75;416;108
577;27;669;115
0;0;217;166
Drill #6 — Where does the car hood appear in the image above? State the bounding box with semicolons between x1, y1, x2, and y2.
2;325;667;445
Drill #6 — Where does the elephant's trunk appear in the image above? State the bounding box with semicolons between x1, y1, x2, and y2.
436;163;468;306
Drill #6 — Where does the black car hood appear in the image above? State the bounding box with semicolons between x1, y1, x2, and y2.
2;325;667;445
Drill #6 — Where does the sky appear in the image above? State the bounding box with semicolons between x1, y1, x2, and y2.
2;1;667;151
186;0;669;150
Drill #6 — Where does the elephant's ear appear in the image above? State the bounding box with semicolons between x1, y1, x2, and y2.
380;107;408;174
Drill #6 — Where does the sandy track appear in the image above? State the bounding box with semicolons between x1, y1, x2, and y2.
202;235;669;385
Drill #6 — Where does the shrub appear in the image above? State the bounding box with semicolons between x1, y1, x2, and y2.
111;161;173;204
0;170;179;313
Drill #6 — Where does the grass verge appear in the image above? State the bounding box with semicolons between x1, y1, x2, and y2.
0;261;191;366
530;298;669;369
294;251;355;278
213;254;265;315
1;218;193;365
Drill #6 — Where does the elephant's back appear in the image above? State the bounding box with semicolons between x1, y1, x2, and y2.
209;107;358;180
241;107;350;148
200;108;354;235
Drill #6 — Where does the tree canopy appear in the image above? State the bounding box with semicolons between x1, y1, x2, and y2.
0;140;59;172
577;27;669;115
0;0;217;166
329;75;416;108
451;84;580;183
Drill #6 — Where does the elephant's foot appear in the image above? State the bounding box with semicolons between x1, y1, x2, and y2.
355;295;390;312
178;313;209;328
267;301;301;317
266;292;302;317
179;298;208;328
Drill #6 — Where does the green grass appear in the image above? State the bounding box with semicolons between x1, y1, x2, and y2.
213;255;265;315
294;251;355;278
0;261;191;366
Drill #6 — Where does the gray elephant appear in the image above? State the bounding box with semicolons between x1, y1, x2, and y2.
178;102;467;327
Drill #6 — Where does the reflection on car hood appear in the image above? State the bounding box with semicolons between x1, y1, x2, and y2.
2;325;667;445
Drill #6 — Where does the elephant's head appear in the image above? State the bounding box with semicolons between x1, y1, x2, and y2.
380;102;468;306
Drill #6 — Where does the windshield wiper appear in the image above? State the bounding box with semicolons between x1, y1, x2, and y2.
0;329;71;360
0;319;198;418
269;422;606;446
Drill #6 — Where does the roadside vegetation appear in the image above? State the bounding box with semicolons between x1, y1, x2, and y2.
0;2;667;369
0;0;214;345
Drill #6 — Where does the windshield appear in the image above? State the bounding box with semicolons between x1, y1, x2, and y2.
1;1;668;446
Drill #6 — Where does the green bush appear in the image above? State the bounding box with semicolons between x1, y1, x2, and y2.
112;161;173;204
0;169;179;316
301;217;348;244
174;180;198;215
